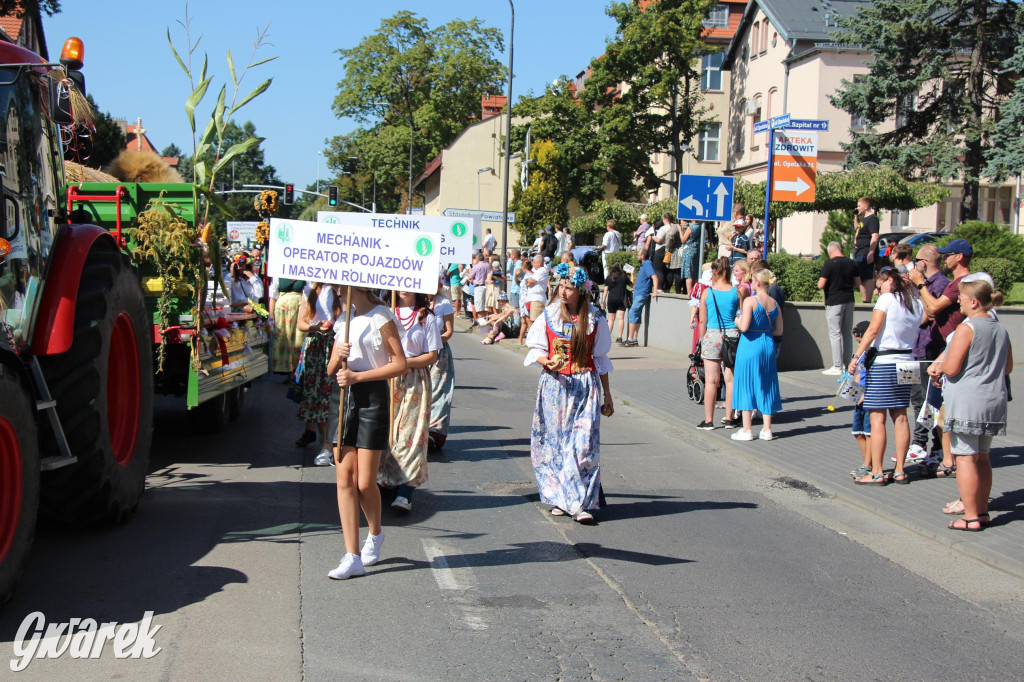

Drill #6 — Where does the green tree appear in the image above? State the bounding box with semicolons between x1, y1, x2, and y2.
329;11;506;212
829;0;1020;222
161;143;191;182
986;17;1024;181
513;140;568;242
0;1;58;17
581;0;718;198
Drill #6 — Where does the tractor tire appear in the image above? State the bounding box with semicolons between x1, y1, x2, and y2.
0;364;40;605
187;390;229;434
38;245;153;527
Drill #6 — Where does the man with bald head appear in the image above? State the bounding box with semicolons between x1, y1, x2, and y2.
906;243;950;460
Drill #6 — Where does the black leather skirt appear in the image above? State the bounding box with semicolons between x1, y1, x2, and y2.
327;379;390;450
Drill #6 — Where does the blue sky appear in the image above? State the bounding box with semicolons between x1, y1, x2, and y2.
45;1;618;191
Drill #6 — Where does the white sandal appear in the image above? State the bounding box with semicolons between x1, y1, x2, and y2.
573;510;595;524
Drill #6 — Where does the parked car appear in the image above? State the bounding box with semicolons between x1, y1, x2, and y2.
898;232;942;250
877;231;917;259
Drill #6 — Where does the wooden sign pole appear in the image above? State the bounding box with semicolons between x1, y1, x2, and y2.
334;286;353;463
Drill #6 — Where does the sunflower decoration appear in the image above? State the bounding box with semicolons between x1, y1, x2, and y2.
254;189;280;216
255;221;269;247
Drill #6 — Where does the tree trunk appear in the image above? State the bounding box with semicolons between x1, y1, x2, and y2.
961;0;988;222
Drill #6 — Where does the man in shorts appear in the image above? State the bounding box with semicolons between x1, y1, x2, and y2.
466;253;491;324
620;248;658;347
522;254;549;322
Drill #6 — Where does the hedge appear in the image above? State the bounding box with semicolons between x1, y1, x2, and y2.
935;221;1024;283
605;250;640;272
971;257;1018;293
766;253;824;302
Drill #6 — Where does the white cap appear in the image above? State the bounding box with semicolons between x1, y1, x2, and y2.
639;214;648;221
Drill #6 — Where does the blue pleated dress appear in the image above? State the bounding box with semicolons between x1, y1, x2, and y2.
731;301;782;415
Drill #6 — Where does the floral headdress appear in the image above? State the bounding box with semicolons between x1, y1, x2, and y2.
554;263;593;292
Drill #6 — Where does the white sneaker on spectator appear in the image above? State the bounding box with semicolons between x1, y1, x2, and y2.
360;531;384;566
391;496;412;512
822;366;843;376
328;553;365;580
314;448;335;466
758;429;775;441
731;430;755;441
906;444;928;461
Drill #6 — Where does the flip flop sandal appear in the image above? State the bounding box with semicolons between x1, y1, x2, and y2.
943;499;965;515
978;513;992;527
948;518;983;532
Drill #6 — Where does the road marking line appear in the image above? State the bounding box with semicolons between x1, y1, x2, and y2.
422;539;462;590
421;539;488;630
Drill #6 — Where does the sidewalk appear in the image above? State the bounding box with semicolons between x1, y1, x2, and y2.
457;317;1024;579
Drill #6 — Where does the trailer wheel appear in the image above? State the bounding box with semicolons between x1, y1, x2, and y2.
38;245;153;527
187;390;229;434
0;365;40;605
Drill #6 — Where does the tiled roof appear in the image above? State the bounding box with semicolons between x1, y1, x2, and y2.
0;16;23;41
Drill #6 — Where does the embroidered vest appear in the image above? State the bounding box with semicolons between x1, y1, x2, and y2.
544;313;596;375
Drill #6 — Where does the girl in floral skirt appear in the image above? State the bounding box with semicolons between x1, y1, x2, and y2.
524;264;614;523
428;282;457;449
296;282;342;465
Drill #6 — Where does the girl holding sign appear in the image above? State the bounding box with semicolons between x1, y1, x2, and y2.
379;290;443;512
326;286;406;580
524;264;614;524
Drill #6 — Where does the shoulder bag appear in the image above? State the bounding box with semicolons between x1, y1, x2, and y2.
710;289;738;369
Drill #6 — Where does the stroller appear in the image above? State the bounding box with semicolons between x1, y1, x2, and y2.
686;322;724;404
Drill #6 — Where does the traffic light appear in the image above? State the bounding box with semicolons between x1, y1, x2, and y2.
328;185;338;207
283;184;294;205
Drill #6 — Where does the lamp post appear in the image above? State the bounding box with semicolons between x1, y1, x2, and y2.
477;167;493;210
499;0;514;292
373;102;415;214
316;151;322;194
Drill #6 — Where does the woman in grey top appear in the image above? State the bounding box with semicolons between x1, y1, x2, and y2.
928;280;1013;532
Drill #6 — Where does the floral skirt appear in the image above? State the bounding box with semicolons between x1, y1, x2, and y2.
530;370;602;513
429;342;455;441
271;291;304;373
297;329;334;423
378;367;432;489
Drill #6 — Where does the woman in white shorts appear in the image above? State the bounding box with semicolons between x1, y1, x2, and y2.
928;279;1012;532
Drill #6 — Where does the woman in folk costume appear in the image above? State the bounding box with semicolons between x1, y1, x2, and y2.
267;277;306;374
296;282;344;465
524;263;614;524
428;282;457;450
379;290;443;513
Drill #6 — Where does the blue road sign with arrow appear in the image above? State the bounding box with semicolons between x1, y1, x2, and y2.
677;175;735;222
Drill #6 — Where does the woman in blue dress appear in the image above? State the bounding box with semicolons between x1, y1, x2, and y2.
731;268;783;441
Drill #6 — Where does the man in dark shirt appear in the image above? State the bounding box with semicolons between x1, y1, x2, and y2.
817;241;861;375
905;244;950;460
728;220;751;266
852;196;880;302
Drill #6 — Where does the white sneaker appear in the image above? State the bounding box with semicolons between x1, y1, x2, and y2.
391;496;412;512
313;448;335;466
822;366;843;376
758;429;775;441
327;553;365;580
906;444;928;461
731;430;755;441
360;531;384;567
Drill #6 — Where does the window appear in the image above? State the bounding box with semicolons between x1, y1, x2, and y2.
760;20;769;53
766;88;776;122
750;97;763;147
698;122;721;162
751;23;760;58
736;101;746;151
703;3;729;28
890;210;910;229
896;93;916;127
701;53;725;91
851;113;869;131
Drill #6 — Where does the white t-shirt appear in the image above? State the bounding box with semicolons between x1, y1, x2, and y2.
484;233;497;251
557;232;571;255
302;284;336;324
332;305;398;372
871;292;925;363
655;222;675;244
602;229;622;254
394;306;443;358
432;296;455;318
523;266;550;304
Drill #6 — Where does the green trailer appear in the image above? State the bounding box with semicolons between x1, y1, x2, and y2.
67;181;270;432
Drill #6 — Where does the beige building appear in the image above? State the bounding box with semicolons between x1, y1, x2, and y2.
723;0;1019;254
416;99;523;250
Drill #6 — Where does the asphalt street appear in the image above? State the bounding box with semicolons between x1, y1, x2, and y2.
2;329;1024;680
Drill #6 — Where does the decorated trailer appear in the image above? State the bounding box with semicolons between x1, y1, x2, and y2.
0;38;268;605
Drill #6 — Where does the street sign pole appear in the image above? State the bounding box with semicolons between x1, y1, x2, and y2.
762;129;775;259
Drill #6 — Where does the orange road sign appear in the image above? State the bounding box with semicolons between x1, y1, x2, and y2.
770;131;817;203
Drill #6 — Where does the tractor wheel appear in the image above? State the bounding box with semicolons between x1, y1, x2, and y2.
38;245;153;527
0;365;40;604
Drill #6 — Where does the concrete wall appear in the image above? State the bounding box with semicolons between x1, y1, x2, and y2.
636;294;1024;371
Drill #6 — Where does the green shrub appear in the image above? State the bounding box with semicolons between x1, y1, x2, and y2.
818;209;855;258
936;221;1024;281
766;252;822;302
970;257;1018;293
605;250;639;272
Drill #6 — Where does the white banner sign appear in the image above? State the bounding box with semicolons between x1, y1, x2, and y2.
226;221;259;245
268;218;441;295
316;211;475;264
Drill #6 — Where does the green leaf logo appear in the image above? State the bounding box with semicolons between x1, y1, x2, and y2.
276;222;292;244
416;237;433;257
451;221;467;238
